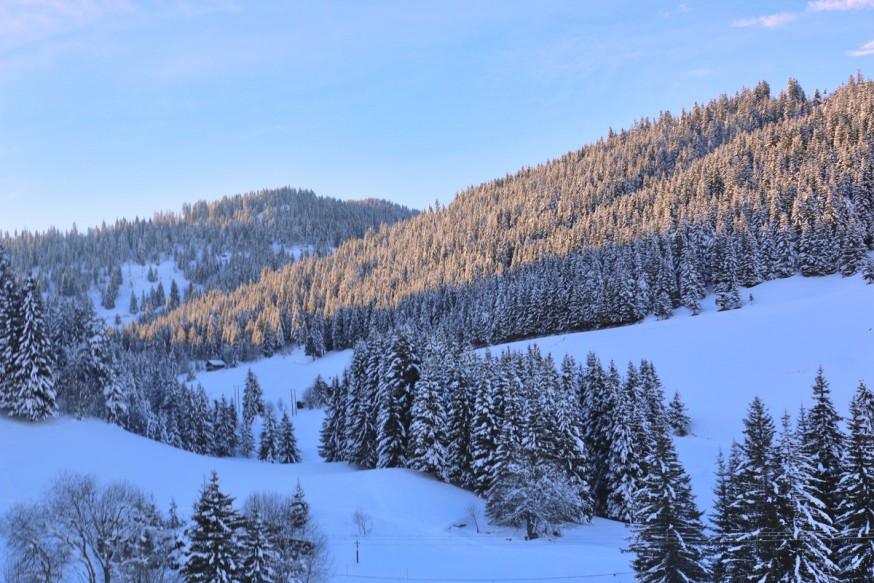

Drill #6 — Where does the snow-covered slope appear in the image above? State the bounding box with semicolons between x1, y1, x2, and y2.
2;269;873;581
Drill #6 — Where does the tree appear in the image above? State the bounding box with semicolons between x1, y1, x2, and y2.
183;471;244;583
487;458;586;540
167;279;181;310
277;410;302;464
258;408;278;463
770;413;838;582
802;367;844;550
0;245;18;410
667;391;691;437
9;277;57;421
407;372;447;478
242;369;265;425
836;382;874;581
731;397;781;580
240;507;276;583
627;423;708;583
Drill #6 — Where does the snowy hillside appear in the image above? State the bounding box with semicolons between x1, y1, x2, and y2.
2;269;873;581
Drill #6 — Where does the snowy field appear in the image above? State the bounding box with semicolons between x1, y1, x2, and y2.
2;268;873;581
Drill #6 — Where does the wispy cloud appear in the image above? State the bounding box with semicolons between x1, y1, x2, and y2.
848;39;874;56
807;0;874;11
0;0;132;49
733;0;874;30
731;12;797;28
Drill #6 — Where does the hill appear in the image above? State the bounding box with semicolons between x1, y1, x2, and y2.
130;76;874;360
3;261;871;581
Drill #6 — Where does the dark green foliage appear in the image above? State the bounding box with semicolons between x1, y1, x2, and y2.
183;471;244;583
627;423;708;583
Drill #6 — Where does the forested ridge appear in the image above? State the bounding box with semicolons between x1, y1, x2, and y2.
130;75;874;359
1;187;417;301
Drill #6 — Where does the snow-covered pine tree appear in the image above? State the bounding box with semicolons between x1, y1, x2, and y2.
580;353;614;516
183;471;244;583
667;391;691;437
836;381;874;581
9;277;57;421
627;420;709;583
407;370;447;478
376;329;420;468
290;481;310;532
241;506;276;583
344;340;379;469
277;410;301;464
242;368;265;426
709;443;743;583
770;413;838;583
190;385;215;456
606;370;644;522
731;397;781;580
678;233;705;315
470;350;503;495
239;420;255;459
258;407;278;463
445;352;476;489
714;233;743;311
802;367;844;551
318;371;348;462
0;245;19;409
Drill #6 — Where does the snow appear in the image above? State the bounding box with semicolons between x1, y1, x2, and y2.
89;257;196;327
3;269;873;581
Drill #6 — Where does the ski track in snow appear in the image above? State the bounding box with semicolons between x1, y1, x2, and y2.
3;268;874;581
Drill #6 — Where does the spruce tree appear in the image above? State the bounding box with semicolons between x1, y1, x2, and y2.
836;382;874;581
732;397;781;580
277;410;301;464
470;351;503;494
9;277;57;421
802;367;844;551
242;369;265;425
667;391;691;437
241;507;276;583
258;408;278;463
183;471;244;583
627;422;708;583
771;413;838;583
0;245;15;409
709;443;744;582
407;373;447;478
318;372;348;462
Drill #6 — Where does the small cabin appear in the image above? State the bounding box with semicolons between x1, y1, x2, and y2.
205;359;227;372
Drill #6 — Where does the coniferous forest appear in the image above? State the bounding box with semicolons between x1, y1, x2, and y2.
1;75;874;582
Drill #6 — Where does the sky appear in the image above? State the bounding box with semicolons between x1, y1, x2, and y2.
0;0;872;234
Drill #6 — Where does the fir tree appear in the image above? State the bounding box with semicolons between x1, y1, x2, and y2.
627;422;709;583
241;507;276;583
258;407;278;463
836;382;874;581
732;397;781;580
318;372;348;462
0;245;17;410
709;444;743;582
667;391;691;437
242;369;265;426
771;413;838;583
277;410;302;464
183;471;244;583
9;277;57;421
239;420;255;459
802;367;844;551
407;373;447;478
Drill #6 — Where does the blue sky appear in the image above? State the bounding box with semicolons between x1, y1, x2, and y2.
1;0;872;233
